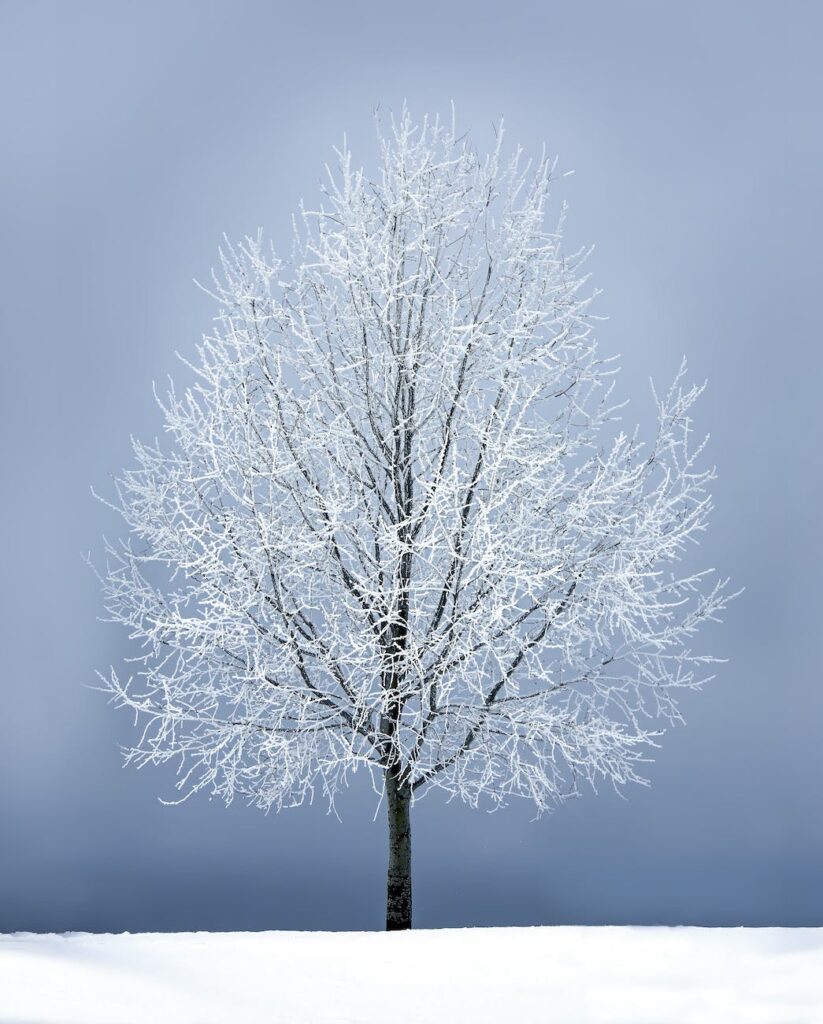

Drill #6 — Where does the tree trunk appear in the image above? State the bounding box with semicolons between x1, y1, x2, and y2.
385;769;412;930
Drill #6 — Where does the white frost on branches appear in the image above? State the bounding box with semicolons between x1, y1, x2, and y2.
95;110;733;815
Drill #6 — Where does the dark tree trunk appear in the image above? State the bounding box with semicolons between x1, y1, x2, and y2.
385;768;412;930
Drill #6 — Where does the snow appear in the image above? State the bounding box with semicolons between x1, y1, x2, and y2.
1;926;821;1023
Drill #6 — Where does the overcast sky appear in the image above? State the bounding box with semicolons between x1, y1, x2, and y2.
2;0;821;931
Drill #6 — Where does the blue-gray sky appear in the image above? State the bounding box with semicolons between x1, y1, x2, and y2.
2;0;821;931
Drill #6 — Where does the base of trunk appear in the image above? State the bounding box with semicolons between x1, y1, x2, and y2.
385;770;412;930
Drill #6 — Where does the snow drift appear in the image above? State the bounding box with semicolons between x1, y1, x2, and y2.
2;926;821;1023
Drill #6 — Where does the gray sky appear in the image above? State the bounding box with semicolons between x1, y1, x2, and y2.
2;0;821;931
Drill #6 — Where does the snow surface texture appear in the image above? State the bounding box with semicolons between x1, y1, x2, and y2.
1;927;822;1024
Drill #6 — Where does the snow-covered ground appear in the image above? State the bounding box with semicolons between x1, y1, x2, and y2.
1;926;821;1023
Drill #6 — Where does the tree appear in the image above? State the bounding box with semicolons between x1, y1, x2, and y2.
95;109;733;931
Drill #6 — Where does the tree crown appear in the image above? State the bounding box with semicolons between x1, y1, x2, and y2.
96;109;733;814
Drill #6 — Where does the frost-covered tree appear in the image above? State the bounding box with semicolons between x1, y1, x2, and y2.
95;110;733;930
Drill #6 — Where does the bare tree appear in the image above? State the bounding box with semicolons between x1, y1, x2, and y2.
95;109;733;930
